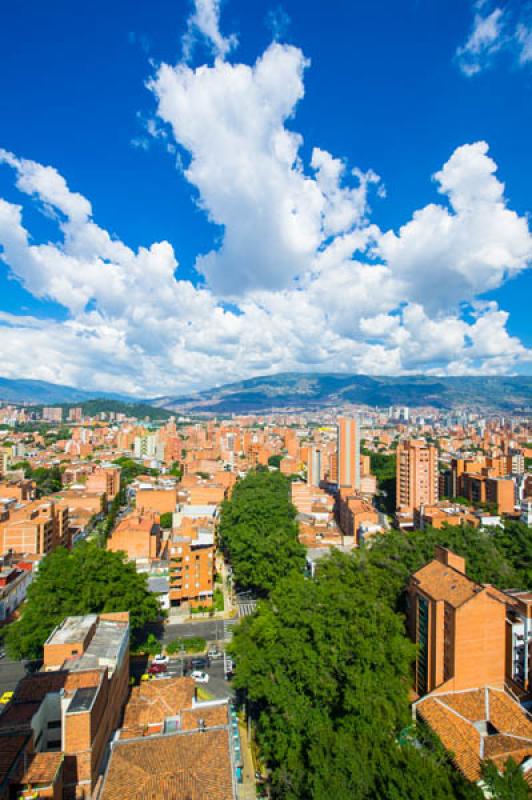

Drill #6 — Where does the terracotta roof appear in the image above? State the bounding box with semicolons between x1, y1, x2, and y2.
411;560;482;608
19;752;64;785
100;728;234;800
181;704;229;731
14;669;101;703
0;701;40;731
122;678;195;733
416;688;532;782
0;733;29;785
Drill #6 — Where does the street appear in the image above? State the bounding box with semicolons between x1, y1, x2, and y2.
162;618;233;643
0;655;27;694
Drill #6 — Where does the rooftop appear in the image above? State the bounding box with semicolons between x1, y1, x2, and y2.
411;560;482;608
416;688;532;782
100;728;235;800
45;614;98;646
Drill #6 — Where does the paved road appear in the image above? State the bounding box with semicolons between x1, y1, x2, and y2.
141;657;232;701
0;656;27;694
163;619;232;644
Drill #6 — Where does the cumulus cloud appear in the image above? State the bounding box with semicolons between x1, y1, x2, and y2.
1;28;531;393
378;142;532;312
150;43;382;295
182;0;238;61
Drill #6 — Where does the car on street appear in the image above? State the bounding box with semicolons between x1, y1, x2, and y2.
0;691;14;705
191;670;209;684
208;647;222;659
152;653;169;665
148;663;167;675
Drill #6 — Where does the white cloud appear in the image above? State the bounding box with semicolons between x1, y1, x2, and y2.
456;2;532;75
456;7;505;76
378;142;532;313
150;43;382;296
182;0;238;62
516;23;532;65
1;35;531;393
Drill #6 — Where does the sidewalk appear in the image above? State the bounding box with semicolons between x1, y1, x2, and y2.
237;719;256;800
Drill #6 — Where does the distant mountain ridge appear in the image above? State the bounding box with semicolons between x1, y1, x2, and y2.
0;377;135;405
3;373;532;412
158;373;532;413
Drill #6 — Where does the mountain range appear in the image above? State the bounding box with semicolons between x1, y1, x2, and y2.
0;377;134;405
2;374;532;413
157;373;532;413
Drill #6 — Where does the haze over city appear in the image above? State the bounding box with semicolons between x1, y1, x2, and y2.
1;0;532;395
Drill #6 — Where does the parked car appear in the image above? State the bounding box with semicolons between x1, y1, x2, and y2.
152;653;169;665
0;691;14;704
191;670;209;684
208;647;222;659
191;657;210;670
148;663;168;675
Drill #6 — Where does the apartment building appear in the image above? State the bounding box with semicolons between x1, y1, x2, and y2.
505;590;532;695
42;408;63;423
107;511;162;563
0;612;129;799
460;473;515;514
85;466;121;502
168;518;215;608
414;502;480;530
407;546;506;696
0;499;69;556
337;416;360;493
396;439;438;513
337;494;380;545
134;478;178;514
0;562;33;623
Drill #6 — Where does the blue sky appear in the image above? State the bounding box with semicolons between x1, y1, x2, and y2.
0;0;531;394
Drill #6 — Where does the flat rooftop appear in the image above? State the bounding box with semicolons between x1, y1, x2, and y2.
45;614;98;646
69;619;128;673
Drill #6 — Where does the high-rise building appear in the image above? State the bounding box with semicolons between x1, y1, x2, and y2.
68;406;83;422
408;547;506;695
396;439;438;512
42;406;62;423
307;446;322;487
337;416;360;493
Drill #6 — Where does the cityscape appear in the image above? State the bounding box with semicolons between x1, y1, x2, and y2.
1;0;532;799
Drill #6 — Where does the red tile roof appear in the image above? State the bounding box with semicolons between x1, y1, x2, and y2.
416;688;532;781
100;728;234;800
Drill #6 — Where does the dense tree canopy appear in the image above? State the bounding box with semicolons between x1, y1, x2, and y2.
4;542;160;660
232;552;480;799
231;503;532;798
219;470;306;596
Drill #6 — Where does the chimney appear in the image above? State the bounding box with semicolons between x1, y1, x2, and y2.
434;545;466;575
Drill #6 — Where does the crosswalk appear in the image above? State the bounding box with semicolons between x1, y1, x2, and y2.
237;601;257;618
223;619;239;640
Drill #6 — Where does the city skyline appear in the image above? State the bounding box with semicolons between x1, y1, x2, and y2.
1;0;531;395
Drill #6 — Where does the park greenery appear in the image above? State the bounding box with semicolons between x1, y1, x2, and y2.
4;543;160;660
10;462;63;498
219;470;306;596
368;452;396;513
166;636;206;655
230;498;532;798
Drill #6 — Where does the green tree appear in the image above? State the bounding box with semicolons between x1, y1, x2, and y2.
4;543;160;660
160;512;173;528
267;454;283;469
481;758;530;800
231;552;475;799
219;470;305;596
